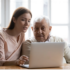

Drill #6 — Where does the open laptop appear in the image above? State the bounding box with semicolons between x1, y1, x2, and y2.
21;42;65;68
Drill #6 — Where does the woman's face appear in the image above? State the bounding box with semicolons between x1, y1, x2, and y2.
13;13;31;33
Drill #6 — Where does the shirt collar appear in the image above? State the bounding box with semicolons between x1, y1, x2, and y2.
45;35;51;42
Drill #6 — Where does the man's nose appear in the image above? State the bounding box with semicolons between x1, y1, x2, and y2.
38;29;42;33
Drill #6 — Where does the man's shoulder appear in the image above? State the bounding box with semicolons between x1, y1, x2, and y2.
23;37;37;44
50;36;63;39
24;36;65;43
50;36;64;42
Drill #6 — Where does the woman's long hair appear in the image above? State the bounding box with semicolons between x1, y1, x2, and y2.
7;7;32;30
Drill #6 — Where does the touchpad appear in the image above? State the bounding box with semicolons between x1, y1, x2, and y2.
23;64;29;68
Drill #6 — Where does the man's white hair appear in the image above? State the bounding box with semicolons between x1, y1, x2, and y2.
32;15;50;27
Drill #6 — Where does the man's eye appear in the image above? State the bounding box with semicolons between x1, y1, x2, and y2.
42;27;45;30
35;28;38;30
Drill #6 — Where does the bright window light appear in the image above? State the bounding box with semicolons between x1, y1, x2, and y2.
31;0;49;24
10;0;28;19
0;0;1;24
51;26;68;43
51;0;68;24
10;0;28;39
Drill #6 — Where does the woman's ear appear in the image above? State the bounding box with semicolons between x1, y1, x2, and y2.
12;17;16;23
31;27;33;31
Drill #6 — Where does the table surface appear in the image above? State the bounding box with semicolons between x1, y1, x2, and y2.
0;64;70;69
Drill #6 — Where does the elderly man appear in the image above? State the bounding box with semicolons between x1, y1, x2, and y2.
22;16;70;64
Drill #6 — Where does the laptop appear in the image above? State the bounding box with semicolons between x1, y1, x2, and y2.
21;42;65;68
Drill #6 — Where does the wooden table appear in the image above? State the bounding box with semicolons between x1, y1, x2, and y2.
0;64;70;69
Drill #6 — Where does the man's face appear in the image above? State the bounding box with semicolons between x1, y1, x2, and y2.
32;19;52;42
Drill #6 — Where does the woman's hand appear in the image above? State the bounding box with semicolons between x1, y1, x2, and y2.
16;55;29;66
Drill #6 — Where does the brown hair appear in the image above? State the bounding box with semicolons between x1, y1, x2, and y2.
7;7;32;29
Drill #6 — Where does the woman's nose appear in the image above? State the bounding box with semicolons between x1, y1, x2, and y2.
25;21;29;25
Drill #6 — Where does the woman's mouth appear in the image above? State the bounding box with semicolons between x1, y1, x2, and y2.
23;27;28;30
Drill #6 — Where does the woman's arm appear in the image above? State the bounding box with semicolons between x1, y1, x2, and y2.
0;34;6;65
0;33;28;66
3;55;29;66
3;61;17;66
0;34;17;66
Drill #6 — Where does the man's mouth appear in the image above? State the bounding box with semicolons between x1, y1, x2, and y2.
37;35;44;38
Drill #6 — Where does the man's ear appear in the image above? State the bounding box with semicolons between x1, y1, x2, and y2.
49;26;52;32
12;17;16;23
31;27;33;31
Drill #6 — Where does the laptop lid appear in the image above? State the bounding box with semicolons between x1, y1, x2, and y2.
28;42;65;68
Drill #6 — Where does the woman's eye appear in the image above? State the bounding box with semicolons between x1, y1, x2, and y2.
28;20;31;22
21;19;25;21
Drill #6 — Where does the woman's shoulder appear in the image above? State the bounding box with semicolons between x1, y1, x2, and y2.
0;28;5;41
0;28;4;36
0;28;11;40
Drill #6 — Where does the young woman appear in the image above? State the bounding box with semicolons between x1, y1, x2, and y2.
0;7;32;66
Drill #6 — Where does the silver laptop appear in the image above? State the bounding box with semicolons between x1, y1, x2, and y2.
21;42;65;68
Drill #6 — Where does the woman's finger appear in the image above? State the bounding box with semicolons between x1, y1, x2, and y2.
20;55;29;61
19;60;26;64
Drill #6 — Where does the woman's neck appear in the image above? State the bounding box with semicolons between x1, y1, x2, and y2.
6;28;21;37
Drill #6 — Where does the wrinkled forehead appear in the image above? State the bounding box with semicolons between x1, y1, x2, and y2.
33;18;49;28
